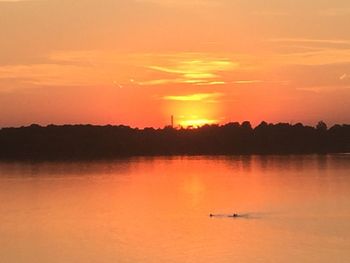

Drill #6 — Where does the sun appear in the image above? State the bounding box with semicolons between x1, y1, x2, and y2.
164;94;222;128
178;118;217;128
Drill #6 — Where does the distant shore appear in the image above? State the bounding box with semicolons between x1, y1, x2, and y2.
0;122;349;160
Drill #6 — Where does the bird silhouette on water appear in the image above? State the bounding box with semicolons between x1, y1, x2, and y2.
210;213;240;218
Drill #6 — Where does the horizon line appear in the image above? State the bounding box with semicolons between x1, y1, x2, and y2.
1;120;348;131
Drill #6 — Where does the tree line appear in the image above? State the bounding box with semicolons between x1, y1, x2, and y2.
0;121;349;160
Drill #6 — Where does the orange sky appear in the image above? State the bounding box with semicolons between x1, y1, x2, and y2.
0;0;349;127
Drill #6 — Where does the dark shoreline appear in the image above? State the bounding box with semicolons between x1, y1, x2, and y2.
0;154;349;164
0;122;349;161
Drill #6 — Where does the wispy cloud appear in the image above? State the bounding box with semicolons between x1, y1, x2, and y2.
135;0;219;8
297;85;350;93
264;38;350;66
163;92;223;102
339;73;349;80
319;8;350;17
276;49;350;66
195;81;226;86
252;10;289;16
233;80;263;84
0;63;106;86
0;51;242;88
269;38;350;45
144;54;238;86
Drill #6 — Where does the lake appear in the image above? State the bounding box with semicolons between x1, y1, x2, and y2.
1;155;350;263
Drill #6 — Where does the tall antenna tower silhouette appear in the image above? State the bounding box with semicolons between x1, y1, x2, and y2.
171;115;174;128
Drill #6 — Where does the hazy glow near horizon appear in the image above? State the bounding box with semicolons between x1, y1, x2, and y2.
0;0;349;127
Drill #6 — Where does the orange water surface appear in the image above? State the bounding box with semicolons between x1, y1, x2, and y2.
1;155;350;263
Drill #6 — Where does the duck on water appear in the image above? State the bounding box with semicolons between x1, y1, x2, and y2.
209;213;240;218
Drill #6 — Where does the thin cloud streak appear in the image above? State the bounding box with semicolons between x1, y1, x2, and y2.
339;73;349;80
269;38;350;45
163;92;223;102
146;56;238;86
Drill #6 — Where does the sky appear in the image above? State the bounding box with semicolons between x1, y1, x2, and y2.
0;0;350;128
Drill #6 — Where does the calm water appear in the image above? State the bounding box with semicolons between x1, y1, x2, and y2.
1;155;350;263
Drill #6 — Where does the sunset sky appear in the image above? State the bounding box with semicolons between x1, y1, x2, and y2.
1;0;350;128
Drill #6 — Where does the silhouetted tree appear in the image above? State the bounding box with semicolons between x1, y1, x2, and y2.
241;121;252;130
316;121;328;131
0;121;349;160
